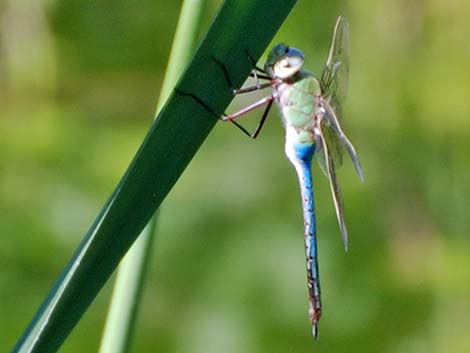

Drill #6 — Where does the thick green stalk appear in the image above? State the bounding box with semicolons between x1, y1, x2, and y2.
98;1;205;352
11;1;298;352
97;220;156;353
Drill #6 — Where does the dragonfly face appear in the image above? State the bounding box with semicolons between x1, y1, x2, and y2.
264;43;305;79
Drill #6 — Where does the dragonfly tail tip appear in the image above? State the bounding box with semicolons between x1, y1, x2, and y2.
357;166;365;183
341;229;349;252
312;322;319;340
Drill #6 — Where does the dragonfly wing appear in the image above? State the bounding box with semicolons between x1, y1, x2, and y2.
318;16;364;181
316;122;343;177
320;15;349;102
322;100;364;181
315;123;348;251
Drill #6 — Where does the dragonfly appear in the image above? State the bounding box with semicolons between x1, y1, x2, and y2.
215;16;364;338
176;15;364;339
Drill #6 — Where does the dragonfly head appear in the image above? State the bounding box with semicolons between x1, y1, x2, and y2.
265;43;304;79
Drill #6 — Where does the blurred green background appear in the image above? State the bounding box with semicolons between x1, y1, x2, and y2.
1;0;468;352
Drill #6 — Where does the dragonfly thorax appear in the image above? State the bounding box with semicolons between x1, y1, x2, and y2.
275;72;322;140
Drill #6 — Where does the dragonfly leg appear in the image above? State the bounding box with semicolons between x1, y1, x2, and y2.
179;55;275;139
244;49;271;85
234;82;273;95
222;95;274;121
210;55;275;138
250;98;273;138
211;54;273;95
222;94;274;139
174;88;274;139
234;98;273;139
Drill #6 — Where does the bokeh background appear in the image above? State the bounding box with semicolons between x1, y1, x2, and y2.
1;0;469;352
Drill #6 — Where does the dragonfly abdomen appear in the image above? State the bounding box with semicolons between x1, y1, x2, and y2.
284;140;322;338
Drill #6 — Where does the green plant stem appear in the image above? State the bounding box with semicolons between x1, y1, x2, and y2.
11;1;298;352
98;1;205;352
156;0;206;114
97;220;156;353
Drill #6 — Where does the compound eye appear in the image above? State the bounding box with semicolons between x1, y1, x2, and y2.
273;49;304;79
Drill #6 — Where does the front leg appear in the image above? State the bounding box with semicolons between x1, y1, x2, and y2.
210;55;276;139
211;55;273;95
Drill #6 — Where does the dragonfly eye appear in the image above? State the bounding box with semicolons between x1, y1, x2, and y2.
273;48;304;79
264;44;304;79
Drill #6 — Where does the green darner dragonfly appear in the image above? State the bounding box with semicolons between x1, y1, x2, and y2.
218;16;364;338
177;15;363;339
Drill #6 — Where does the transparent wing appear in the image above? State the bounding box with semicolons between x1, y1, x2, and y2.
316;122;342;176
315;123;348;250
317;16;350;173
317;16;364;181
322;101;364;181
316;99;364;181
320;15;349;103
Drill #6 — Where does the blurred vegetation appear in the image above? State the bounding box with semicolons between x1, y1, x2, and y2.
1;1;468;353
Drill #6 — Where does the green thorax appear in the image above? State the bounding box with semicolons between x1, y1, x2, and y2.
275;70;322;144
